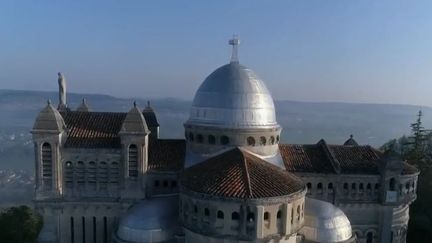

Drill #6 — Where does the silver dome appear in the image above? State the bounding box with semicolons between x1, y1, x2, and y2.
187;62;277;129
114;196;180;243
299;198;354;243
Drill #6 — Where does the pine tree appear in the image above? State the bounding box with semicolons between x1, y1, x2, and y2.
405;110;429;165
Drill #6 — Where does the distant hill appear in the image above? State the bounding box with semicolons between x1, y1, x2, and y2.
0;89;430;171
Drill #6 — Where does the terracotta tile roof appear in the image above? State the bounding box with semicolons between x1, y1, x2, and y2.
181;148;305;199
61;111;126;148
328;145;381;174
279;144;335;173
143;108;159;127
148;139;186;171
280;141;418;175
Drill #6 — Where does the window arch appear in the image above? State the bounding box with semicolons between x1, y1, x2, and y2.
87;161;97;190
297;205;301;221
208;135;216;145
247;136;256;146
231;212;240;220
98;162;108;189
41;143;52;188
270;136;275;145
221;136;229;145
317;183;323;193
328;183;334;192
65;161;73;188
260;136;267;145
197;134;204;143
110;162;119;185
276;135;280;142
128;144;138;178
277;210;282;219
217;210;224;219
76;161;85;187
204;208;210;217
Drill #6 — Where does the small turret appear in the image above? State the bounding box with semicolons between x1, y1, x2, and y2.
76;98;90;112
33;100;66;132
121;101;150;135
344;135;359;146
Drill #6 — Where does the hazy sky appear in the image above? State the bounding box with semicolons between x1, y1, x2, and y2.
1;1;432;106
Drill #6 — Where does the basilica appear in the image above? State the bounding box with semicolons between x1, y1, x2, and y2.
32;38;418;243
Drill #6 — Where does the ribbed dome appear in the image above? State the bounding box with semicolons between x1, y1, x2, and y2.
187;62;277;129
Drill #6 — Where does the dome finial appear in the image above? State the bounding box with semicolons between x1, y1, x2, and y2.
229;34;240;63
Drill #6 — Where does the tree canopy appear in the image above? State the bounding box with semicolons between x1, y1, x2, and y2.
0;205;43;243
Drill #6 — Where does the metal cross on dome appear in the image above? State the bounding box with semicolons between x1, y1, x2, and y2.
229;35;240;63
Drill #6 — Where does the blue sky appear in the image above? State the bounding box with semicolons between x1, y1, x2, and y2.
1;0;432;106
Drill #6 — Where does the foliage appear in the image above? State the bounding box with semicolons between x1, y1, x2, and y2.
0;205;43;243
381;110;432;242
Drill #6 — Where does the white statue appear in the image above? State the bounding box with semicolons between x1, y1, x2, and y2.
58;72;67;108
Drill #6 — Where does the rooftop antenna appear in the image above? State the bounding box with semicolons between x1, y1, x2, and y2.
229;35;240;63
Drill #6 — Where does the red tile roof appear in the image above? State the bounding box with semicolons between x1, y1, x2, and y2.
181;148;305;199
62;111;126;148
148;139;186;172
280;141;419;175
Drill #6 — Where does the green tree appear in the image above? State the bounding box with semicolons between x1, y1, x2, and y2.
405;110;429;165
0;205;43;243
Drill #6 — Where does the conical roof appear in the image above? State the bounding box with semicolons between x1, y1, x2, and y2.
181;148;305;199
33;101;65;132
121;103;149;134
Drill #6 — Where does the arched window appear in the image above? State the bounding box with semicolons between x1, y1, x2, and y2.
194;205;198;214
260;136;267;145
366;232;373;243
277;210;282;219
351;183;357;190
297;205;301;221
389;178;396;191
110;162;119;185
270;136;275;145
41;143;52;188
76;161;85;187
88;161;97;190
65;161;73;188
221;136;229;145
328;183;334;192
264;212;270;228
276;135;280;142
231;212;240;220
359;183;364;192
208;135;216;145
307;183;312;189
154;180;160;187
188;132;194;141
291;207;294;224
98;162;108;190
405;182;410;192
163;180;168;187
247;136;256;146
204;208;210;217
343;183;349;194
197;134;204;143
128;144;138;178
367;183;372;191
217;210;224;219
317;183;323;193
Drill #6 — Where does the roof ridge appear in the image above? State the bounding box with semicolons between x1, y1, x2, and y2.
318;139;341;174
240;150;253;198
